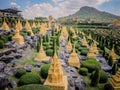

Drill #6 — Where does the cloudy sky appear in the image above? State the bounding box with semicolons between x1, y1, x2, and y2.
0;0;120;19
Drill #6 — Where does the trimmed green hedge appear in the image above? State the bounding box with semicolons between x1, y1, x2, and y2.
16;84;51;90
18;73;41;86
79;68;88;76
0;40;4;49
99;70;108;83
15;69;26;78
80;49;89;56
81;58;101;73
104;83;113;90
40;64;50;79
46;49;54;56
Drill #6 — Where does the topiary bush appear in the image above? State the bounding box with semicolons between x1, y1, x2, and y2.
0;40;4;49
40;64;50;79
90;68;100;86
81;58;101;73
79;68;88;76
80;49;88;56
15;69;26;78
15;84;51;90
46;49;54;57
104;83;113;90
18;73;41;86
99;70;108;83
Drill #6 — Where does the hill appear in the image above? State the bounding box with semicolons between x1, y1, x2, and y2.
58;6;120;23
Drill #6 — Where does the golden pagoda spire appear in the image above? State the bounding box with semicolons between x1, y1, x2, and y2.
66;39;72;51
25;20;34;35
32;21;36;28
109;69;120;90
88;34;92;39
68;43;80;68
109;45;117;61
92;40;99;54
2;18;10;30
87;44;96;59
82;36;88;47
17;19;22;31
35;38;50;61
12;23;24;45
44;39;68;90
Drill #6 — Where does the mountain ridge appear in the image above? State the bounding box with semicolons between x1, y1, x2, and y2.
58;6;120;23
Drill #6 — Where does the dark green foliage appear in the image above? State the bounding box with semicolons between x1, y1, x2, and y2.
46;49;54;57
40;64;50;79
15;84;51;90
80;49;88;56
104;83;113;90
1;36;8;43
18;73;41;86
36;42;40;52
15;69;26;78
111;63;117;75
8;34;13;41
91;68;100;86
0;40;4;49
79;68;88;76
108;56;113;66
27;31;31;36
99;70;108;83
81;58;101;73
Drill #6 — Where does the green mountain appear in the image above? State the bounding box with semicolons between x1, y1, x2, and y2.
58;6;120;23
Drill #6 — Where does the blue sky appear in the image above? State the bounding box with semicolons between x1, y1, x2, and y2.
0;0;120;19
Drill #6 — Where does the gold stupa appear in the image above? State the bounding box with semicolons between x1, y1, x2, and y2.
12;23;24;45
59;34;65;41
25;21;34;35
92;41;99;54
109;69;120;90
109;47;117;61
87;45;96;59
82;36;88;47
44;41;68;90
2;20;10;30
37;22;41;28
66;40;72;51
35;40;50;61
61;26;68;40
17;20;23;31
32;22;36;28
88;34;92;40
68;44;80;68
39;24;46;35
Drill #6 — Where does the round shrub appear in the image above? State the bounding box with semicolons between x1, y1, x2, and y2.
0;40;4;49
79;68;88;76
15;84;51;90
18;73;41;86
40;64;50;79
27;31;31;36
46;49;54;56
99;70;108;83
1;36;8;43
81;58;101;73
80;49;88;56
104;83;113;90
15;69;26;78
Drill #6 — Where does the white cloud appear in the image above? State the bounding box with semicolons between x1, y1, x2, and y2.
22;0;110;19
10;2;21;8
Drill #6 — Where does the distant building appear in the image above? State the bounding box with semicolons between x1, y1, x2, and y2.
0;8;23;19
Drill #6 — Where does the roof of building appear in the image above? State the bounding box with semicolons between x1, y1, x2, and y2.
0;8;21;13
